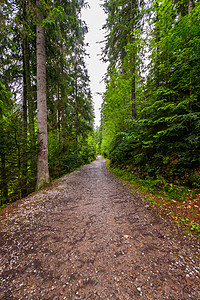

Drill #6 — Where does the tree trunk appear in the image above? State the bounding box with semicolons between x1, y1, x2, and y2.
21;0;36;191
74;60;79;141
57;83;61;143
1;152;8;205
188;0;193;13
22;47;28;197
130;0;136;119
188;0;193;101
131;64;136;119
60;62;65;151
15;131;22;199
178;0;187;17
61;89;65;150
24;36;36;181
36;0;50;189
155;1;160;89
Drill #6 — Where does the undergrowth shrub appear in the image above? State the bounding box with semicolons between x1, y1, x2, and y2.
48;133;96;180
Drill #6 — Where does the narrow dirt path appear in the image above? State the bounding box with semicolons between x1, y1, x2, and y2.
0;156;199;299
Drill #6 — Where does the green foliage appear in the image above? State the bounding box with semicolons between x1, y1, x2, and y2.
48;132;96;180
79;135;96;164
0;108;38;207
101;0;200;189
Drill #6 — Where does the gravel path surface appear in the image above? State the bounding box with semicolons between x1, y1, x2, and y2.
0;156;199;299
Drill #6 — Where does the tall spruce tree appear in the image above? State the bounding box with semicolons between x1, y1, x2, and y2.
36;0;50;189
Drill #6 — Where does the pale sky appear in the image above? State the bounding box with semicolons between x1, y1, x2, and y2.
81;0;108;127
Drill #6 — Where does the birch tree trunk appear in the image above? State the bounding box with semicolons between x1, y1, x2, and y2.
36;0;50;189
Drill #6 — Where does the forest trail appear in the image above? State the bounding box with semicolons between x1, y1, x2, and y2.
0;156;199;299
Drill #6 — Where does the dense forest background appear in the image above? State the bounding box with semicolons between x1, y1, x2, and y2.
99;0;200;193
1;0;200;209
0;0;95;207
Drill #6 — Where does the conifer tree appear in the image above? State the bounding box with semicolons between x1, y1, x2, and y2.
36;0;50;189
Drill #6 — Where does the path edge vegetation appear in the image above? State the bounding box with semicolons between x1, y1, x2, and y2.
106;159;200;240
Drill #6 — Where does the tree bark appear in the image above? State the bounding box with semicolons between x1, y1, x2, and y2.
188;0;193;14
178;0;187;17
21;0;36;191
36;0;50;189
130;0;136;119
188;0;193;101
22;46;28;197
57;83;61;143
24;37;36;180
60;62;65;151
1;152;8;205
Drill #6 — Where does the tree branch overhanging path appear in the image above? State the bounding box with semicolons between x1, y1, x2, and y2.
0;157;199;299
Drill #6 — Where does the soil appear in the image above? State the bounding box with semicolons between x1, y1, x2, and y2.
0;156;199;299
